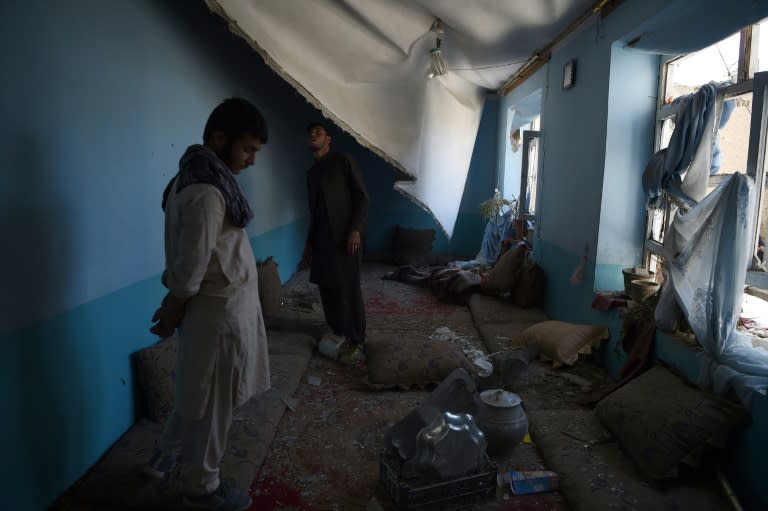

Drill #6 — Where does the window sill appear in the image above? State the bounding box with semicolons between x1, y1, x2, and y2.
746;271;768;289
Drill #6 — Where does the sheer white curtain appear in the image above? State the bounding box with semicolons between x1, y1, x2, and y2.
647;83;768;406
659;173;768;405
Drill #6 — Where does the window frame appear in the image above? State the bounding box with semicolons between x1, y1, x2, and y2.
519;129;541;222
643;24;768;289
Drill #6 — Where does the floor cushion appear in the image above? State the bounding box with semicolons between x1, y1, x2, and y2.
512;261;546;308
594;365;747;480
365;332;477;388
521;321;609;368
133;335;178;423
476;322;541;353
528;409;728;511
258;256;283;319
392;225;435;266
481;244;526;294
468;294;548;325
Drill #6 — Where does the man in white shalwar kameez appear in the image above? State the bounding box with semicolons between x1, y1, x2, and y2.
145;98;270;511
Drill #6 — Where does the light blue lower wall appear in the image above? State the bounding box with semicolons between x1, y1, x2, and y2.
594;45;659;290
727;393;768;510
594;263;627;293
1;276;165;511
533;240;627;377
0;220;307;511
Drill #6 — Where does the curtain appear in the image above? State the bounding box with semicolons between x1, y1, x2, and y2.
203;0;594;237
642;83;723;209
645;82;768;405
659;173;768;405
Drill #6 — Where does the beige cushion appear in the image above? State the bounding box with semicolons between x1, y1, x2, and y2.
258;256;283;318
133;335;178;423
521;320;609;367
365;334;477;388
482;244;526;294
595;366;746;480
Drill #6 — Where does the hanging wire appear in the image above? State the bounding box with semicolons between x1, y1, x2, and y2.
715;45;737;82
448;59;530;71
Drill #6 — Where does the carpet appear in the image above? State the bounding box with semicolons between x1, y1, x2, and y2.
258;265;570;510
252;354;569;510
250;476;319;511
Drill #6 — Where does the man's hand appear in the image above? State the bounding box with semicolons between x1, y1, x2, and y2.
150;293;187;338
347;230;361;255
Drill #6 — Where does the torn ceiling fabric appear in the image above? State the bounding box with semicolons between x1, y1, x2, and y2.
206;0;594;236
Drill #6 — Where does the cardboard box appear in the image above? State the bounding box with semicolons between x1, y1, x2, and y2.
499;470;559;495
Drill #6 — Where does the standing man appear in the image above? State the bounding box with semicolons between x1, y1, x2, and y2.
304;122;370;364
146;98;270;511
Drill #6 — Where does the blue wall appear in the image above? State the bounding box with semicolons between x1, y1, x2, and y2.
0;2;499;509
595;44;659;291
0;2;320;510
497;0;714;368
0;0;315;336
496;0;768;508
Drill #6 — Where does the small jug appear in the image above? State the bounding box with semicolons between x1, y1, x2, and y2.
475;389;528;457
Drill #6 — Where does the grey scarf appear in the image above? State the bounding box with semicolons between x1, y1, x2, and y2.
162;144;253;228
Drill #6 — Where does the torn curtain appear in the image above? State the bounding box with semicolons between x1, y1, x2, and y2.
657;173;768;406
203;0;594;237
642;82;723;209
644;81;768;405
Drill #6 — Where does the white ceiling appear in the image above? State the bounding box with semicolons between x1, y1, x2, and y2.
206;0;596;235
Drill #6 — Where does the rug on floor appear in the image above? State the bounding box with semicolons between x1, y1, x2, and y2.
264;265;571;510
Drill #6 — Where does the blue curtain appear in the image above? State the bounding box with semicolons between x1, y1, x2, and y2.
658;174;768;405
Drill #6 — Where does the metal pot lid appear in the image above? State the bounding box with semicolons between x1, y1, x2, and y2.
479;389;521;408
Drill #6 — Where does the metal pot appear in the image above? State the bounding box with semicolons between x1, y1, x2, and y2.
408;411;488;480
475;389;528;457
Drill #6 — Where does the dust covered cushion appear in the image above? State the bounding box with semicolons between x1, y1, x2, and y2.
521;320;608;367
482;244;526;294
392;225;435;266
365;334;476;388
512;261;546;308
258;256;283;318
133;334;177;423
595;365;746;479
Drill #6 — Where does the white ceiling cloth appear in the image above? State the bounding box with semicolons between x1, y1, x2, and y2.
205;0;594;236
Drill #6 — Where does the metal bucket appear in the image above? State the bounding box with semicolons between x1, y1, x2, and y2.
628;279;660;303
498;346;537;389
318;335;346;360
622;266;655;295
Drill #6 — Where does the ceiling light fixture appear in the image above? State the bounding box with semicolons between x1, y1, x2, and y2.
427;18;447;79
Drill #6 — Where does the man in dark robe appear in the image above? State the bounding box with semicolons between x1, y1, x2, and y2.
303;122;370;363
